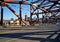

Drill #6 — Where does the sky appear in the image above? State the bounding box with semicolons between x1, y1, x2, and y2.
3;4;31;20
0;0;60;20
0;0;42;20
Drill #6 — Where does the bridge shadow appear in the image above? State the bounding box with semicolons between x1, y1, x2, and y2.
0;29;60;42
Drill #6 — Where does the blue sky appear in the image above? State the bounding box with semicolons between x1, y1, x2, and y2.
0;4;42;20
0;0;42;20
3;4;30;20
0;0;60;20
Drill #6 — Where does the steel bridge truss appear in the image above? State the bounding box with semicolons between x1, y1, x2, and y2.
0;0;60;25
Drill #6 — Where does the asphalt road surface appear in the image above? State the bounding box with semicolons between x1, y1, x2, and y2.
0;24;60;42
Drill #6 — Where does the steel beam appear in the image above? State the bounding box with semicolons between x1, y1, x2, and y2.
0;6;3;25
19;4;22;25
0;0;4;25
6;3;20;18
30;6;33;24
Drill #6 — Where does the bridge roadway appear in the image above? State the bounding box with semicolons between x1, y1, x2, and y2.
0;24;60;42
